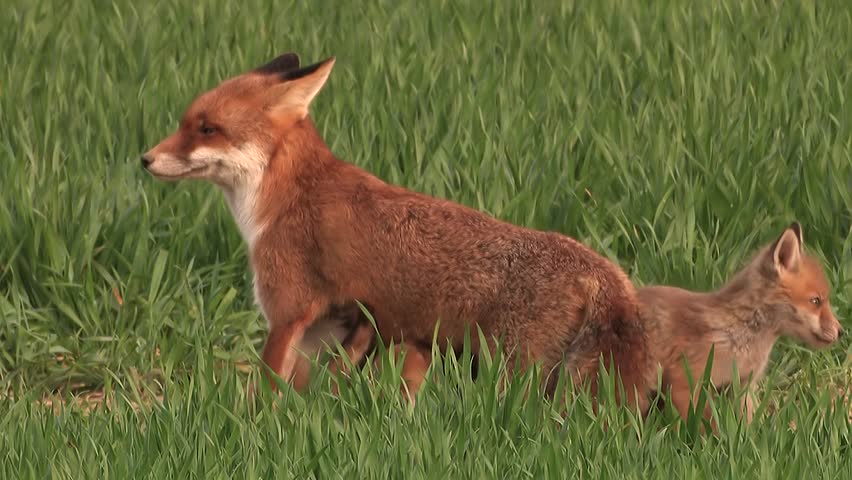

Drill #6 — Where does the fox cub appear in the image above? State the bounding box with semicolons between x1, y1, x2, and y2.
141;52;652;409
639;222;843;424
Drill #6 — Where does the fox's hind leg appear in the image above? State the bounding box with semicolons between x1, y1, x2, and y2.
397;343;430;403
565;355;652;416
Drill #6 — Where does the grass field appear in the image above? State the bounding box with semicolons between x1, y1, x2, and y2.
1;0;852;477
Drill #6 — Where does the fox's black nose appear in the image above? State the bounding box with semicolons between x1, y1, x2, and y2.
141;154;153;169
839;327;845;339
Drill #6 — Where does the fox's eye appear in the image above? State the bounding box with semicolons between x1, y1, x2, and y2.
810;296;822;306
199;124;217;136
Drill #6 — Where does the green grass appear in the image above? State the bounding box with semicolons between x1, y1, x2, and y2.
1;0;851;477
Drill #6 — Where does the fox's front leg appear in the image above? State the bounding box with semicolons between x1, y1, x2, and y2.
289;355;313;392
669;383;693;422
328;321;376;395
261;300;326;390
373;342;431;404
740;386;756;424
669;383;718;434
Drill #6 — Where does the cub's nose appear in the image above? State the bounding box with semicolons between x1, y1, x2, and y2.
838;326;845;339
141;153;153;169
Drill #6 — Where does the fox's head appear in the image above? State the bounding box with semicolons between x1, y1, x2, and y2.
141;52;335;188
757;222;843;348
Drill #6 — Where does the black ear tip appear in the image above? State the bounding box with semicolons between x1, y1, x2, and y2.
280;56;336;81
255;52;301;75
789;221;802;237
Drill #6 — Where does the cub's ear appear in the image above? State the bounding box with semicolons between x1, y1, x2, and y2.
262;57;336;119
770;222;804;274
787;221;803;246
254;52;301;76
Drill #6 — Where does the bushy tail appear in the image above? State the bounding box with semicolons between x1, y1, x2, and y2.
559;298;653;414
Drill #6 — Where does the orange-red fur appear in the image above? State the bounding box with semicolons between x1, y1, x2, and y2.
142;52;653;410
638;223;843;427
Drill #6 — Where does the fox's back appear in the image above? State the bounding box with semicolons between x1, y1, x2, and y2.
314;165;637;348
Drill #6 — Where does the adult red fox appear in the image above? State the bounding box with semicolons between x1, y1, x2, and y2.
141;52;652;410
639;222;843;425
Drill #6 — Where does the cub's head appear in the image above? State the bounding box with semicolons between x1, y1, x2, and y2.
762;222;843;348
141;52;335;188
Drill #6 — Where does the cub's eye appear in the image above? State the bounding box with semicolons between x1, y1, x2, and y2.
810;296;822;306
199;124;217;136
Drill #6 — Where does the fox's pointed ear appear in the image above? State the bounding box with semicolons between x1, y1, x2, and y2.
255;52;301;76
788;221;803;246
263;57;335;119
771;223;803;273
